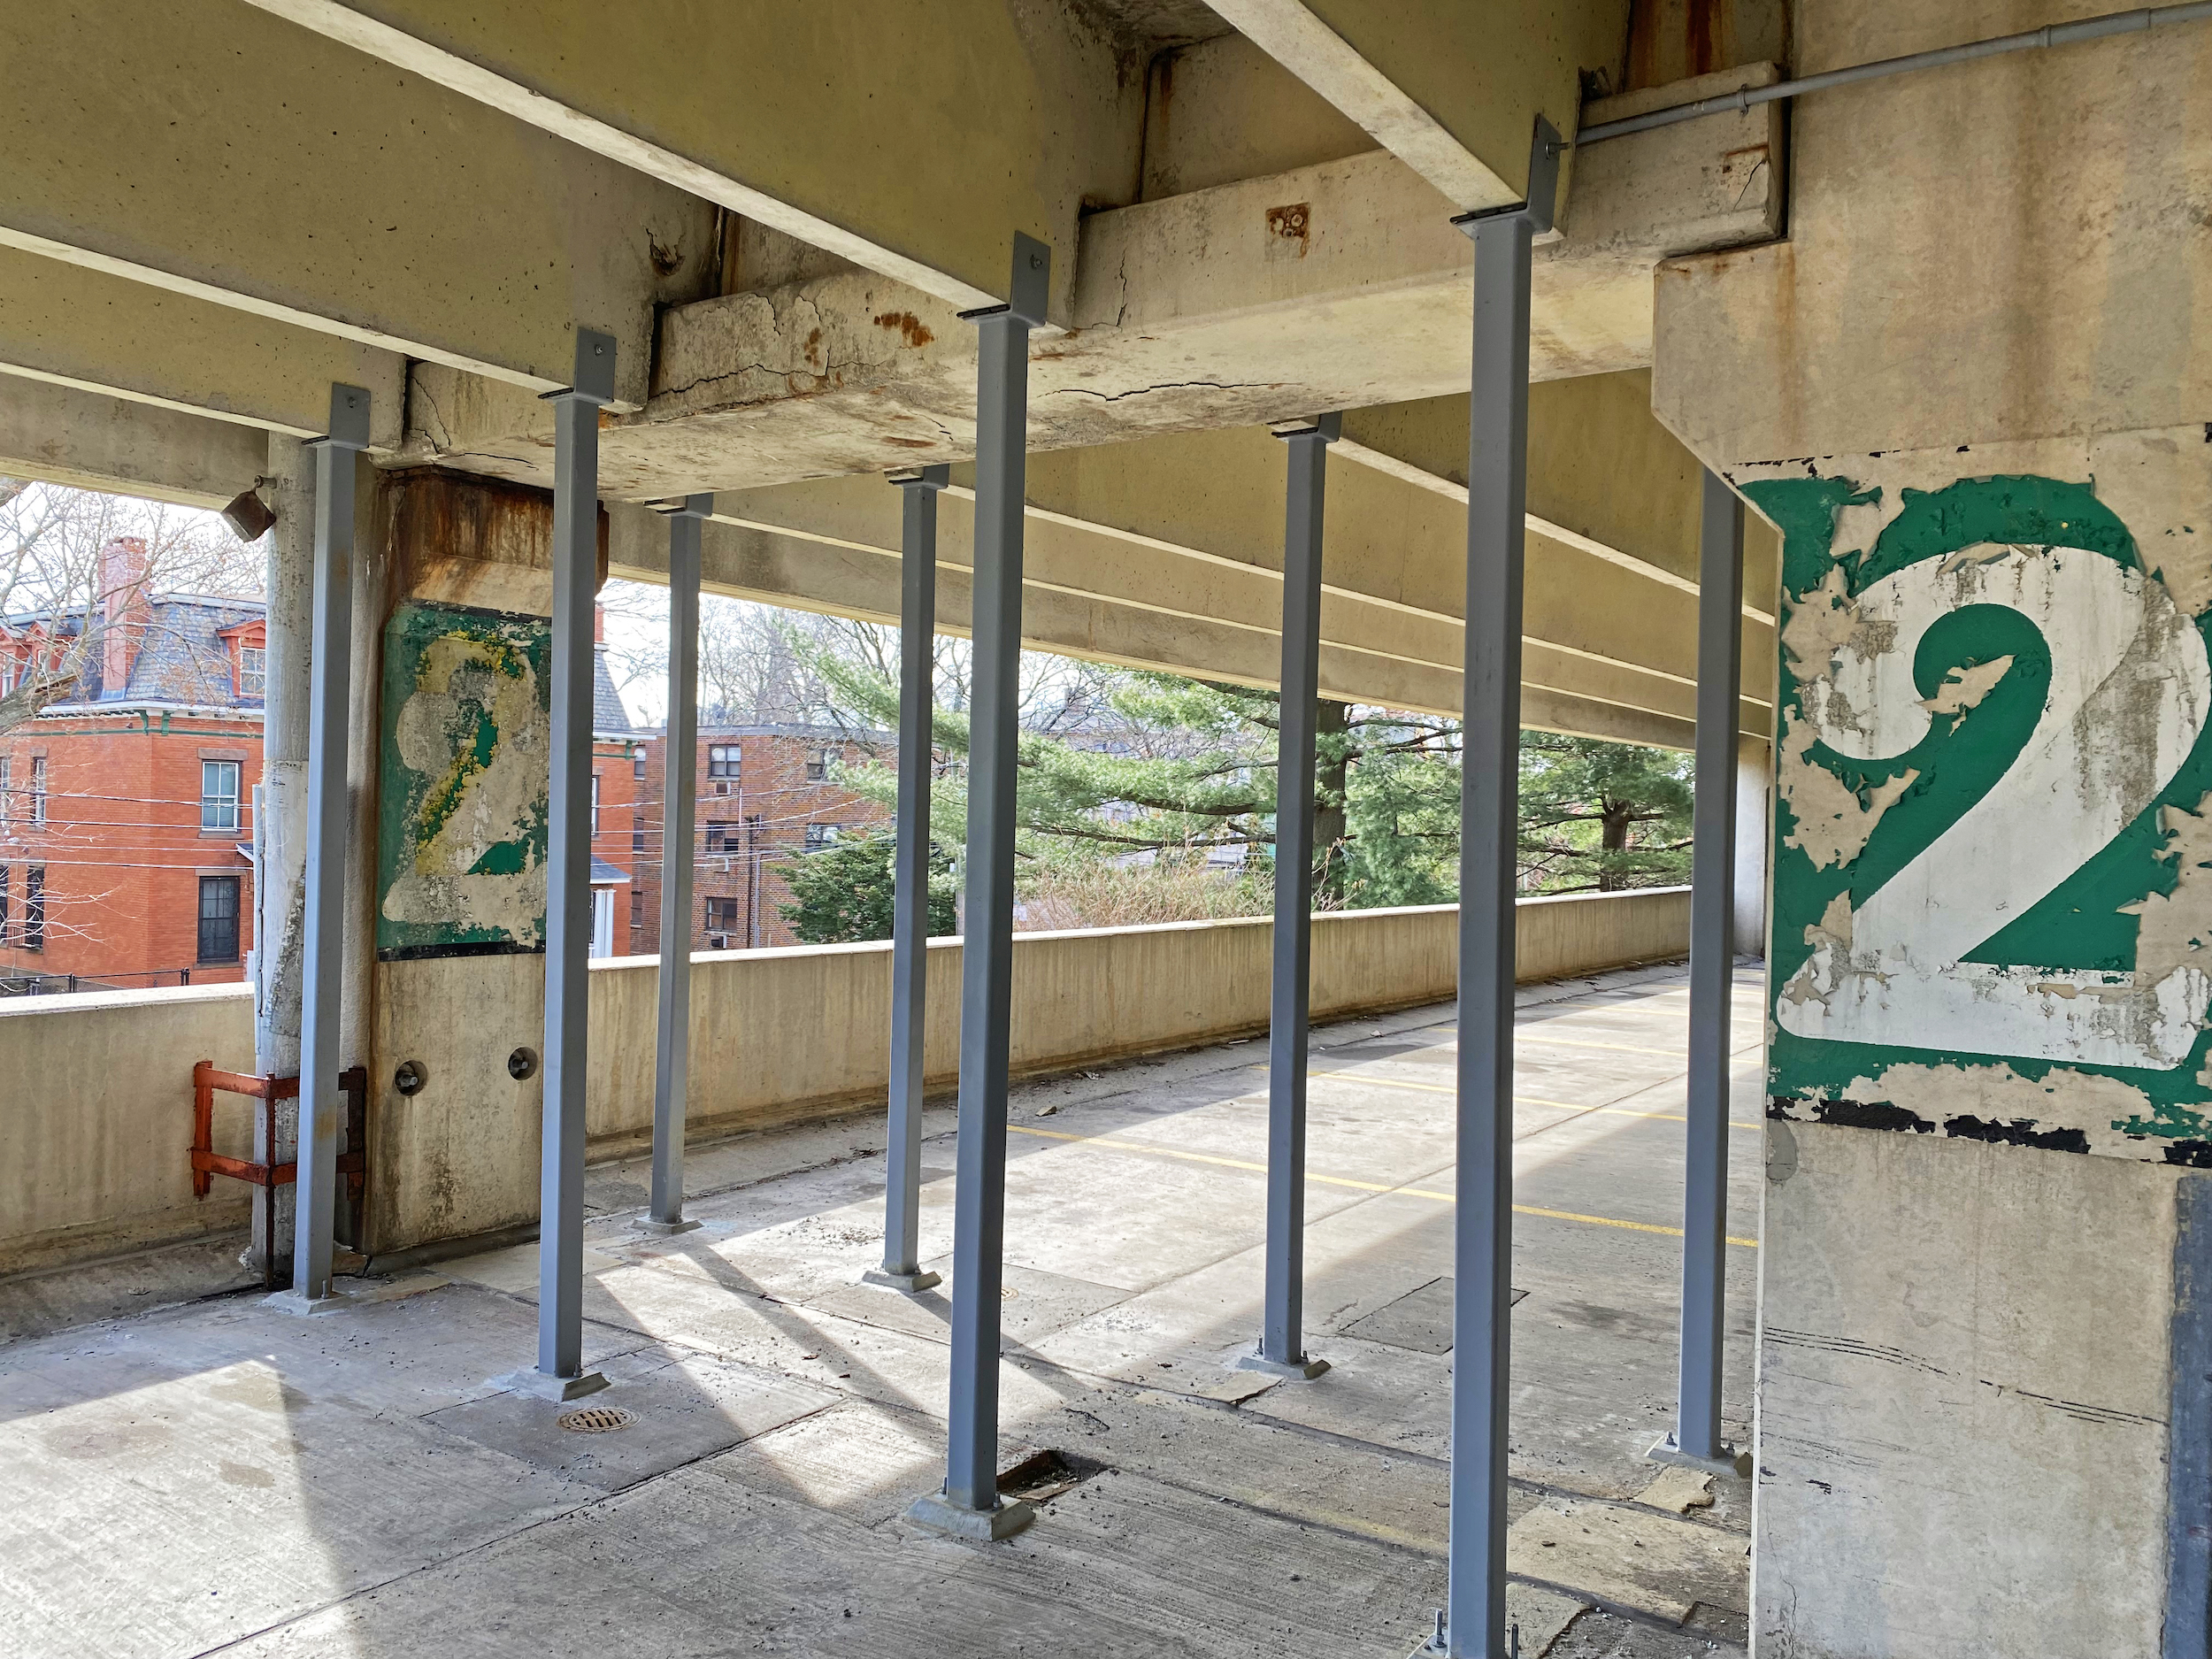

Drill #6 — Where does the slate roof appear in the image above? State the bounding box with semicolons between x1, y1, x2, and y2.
592;647;640;736
15;593;641;730
10;594;265;711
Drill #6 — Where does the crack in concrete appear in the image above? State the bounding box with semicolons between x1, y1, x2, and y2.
654;357;867;406
1047;380;1267;403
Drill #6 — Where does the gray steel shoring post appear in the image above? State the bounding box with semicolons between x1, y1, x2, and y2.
288;385;371;1302
1250;415;1340;1379
909;234;1050;1541
1432;119;1559;1659
644;494;714;1234
874;465;951;1292
535;330;616;1392
1657;469;1747;1471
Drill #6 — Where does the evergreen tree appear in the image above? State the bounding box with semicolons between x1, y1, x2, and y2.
785;626;1692;910
778;830;957;944
1517;733;1694;891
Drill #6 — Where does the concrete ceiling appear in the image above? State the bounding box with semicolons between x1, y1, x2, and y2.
0;0;1792;749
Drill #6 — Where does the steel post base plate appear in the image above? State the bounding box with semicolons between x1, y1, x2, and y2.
489;1367;611;1403
262;1273;448;1317
863;1267;942;1294
633;1216;703;1236
1233;1348;1332;1381
904;1493;1037;1541
1645;1431;1751;1478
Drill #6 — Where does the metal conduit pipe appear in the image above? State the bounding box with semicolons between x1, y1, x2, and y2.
1577;0;2212;143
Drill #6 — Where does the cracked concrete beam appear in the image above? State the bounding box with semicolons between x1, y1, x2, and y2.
0;246;405;449
0;0;718;411
238;0;1146;323
1204;0;1625;209
408;110;1784;494
0;375;266;511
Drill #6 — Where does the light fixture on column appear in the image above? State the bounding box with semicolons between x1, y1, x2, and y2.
220;484;276;543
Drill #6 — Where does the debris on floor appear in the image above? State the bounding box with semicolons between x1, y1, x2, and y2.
1509;1497;1749;1624
1632;1466;1717;1515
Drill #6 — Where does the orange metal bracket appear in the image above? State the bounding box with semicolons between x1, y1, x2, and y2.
190;1062;367;1286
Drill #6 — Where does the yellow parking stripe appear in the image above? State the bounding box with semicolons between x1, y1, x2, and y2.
1007;1123;1757;1248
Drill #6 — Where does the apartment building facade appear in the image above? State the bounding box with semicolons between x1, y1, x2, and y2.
0;538;263;992
631;724;890;953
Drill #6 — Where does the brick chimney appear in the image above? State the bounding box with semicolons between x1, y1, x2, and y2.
101;536;151;695
594;602;606;644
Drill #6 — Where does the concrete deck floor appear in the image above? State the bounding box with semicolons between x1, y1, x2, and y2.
2;962;1763;1658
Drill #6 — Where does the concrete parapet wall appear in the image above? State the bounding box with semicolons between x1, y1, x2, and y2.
0;983;257;1275
587;889;1692;1154
1;889;1688;1273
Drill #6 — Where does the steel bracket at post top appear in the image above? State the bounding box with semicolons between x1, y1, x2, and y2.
1449;115;1563;239
958;231;1052;326
315;384;373;453
544;327;618;407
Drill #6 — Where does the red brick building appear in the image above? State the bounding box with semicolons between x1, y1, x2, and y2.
0;538;263;992
631;725;890;953
587;604;646;956
0;550;646;986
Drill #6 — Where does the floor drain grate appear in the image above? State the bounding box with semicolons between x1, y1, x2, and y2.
557;1405;635;1433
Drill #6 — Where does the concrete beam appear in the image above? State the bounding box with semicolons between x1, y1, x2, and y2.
1336;373;1784;622
0;0;718;409
590;408;1775;741
0;246;405;449
410;110;1783;494
605;501;1700;750
238;0;1146;321
1204;0;1626;209
0;375;265;511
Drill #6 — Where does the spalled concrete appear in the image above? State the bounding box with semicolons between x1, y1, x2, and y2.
1;965;1758;1657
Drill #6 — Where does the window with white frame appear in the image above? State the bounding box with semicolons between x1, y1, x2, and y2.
28;757;45;825
237;645;266;698
201;759;241;832
591;772;602;835
0;757;10;823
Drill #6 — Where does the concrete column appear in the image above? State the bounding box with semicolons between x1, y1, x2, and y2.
251;434;312;1278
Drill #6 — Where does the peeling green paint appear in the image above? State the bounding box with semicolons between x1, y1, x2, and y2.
374;602;550;959
1754;473;2212;1156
